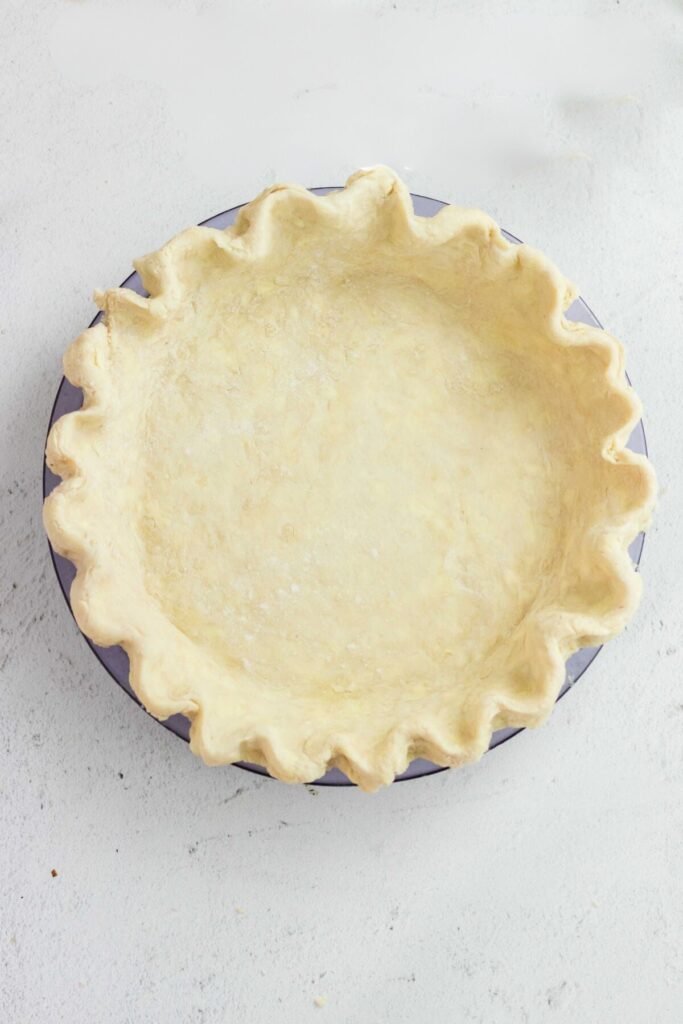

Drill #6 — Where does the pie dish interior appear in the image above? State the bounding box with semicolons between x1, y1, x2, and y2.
44;166;655;790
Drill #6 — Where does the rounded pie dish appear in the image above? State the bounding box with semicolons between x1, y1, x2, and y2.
44;167;656;790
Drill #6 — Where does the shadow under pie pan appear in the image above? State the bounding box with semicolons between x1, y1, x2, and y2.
43;187;648;787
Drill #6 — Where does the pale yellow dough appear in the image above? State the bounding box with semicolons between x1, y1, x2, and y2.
44;167;655;790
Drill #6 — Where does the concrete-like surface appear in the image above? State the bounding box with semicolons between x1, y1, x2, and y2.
2;2;681;1021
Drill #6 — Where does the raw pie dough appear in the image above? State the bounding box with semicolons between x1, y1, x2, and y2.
44;167;655;790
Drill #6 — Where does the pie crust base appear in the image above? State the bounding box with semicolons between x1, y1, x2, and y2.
44;167;656;790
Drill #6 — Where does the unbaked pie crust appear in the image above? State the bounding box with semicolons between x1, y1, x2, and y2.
44;167;655;790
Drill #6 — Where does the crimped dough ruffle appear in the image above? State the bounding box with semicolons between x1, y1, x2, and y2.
44;167;656;790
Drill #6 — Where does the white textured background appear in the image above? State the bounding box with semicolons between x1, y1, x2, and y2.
2;1;682;1021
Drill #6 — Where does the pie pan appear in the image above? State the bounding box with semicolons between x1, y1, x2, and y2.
42;186;648;786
